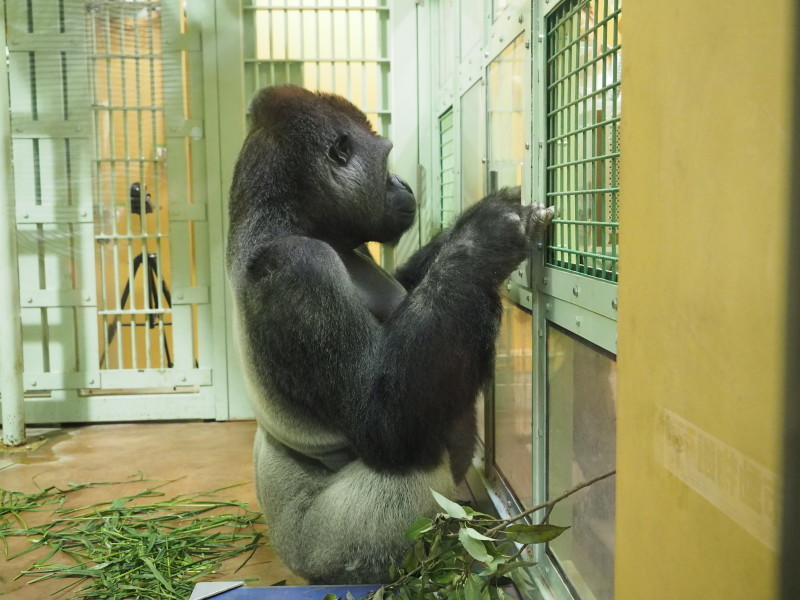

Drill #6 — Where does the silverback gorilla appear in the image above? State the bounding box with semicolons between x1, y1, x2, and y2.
227;85;554;584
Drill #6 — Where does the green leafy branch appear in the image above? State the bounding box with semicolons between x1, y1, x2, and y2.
332;469;616;600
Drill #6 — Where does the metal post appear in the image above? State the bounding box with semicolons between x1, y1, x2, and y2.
0;4;26;446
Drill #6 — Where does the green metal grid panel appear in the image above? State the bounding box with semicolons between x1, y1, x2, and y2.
545;0;621;283
439;107;456;228
242;0;391;136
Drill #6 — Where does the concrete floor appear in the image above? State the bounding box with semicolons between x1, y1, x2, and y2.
0;420;303;598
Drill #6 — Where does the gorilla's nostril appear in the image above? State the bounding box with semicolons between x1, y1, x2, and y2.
389;173;414;195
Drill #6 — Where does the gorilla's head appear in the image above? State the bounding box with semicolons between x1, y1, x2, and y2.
232;85;416;248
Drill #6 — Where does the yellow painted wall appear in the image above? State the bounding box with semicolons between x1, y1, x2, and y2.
616;1;794;598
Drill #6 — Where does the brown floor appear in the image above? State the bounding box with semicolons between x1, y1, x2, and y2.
0;420;303;599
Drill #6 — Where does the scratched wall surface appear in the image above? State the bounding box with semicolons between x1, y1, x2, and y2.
615;0;794;598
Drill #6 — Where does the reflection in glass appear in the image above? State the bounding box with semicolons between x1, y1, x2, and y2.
460;0;483;56
488;35;525;190
438;0;456;83
460;81;486;209
493;301;533;507
547;326;616;600
492;0;511;21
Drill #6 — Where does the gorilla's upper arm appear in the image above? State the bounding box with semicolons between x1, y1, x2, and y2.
236;236;381;424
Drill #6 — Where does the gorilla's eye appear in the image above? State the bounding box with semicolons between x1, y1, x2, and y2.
327;134;352;166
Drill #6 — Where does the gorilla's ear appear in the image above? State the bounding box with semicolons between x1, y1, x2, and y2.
327;134;352;166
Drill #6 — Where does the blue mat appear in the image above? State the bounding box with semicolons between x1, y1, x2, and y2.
189;583;381;600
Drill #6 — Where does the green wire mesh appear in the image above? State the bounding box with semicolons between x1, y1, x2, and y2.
545;0;621;283
440;108;456;228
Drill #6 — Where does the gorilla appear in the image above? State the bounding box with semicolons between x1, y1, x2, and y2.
227;85;553;584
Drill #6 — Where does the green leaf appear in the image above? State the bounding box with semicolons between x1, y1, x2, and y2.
322;594;338;600
504;524;569;545
448;587;465;600
430;489;468;519
429;530;443;556
431;569;459;585
461;526;494;542
463;573;482;600
496;587;517;600
477;555;503;576
111;497;127;510
372;586;385;600
473;574;491;600
405;518;434;541
495;560;537;579
403;543;421;572
457;528;491;562
141;557;175;593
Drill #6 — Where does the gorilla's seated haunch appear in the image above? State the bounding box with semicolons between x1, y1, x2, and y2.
227;85;554;584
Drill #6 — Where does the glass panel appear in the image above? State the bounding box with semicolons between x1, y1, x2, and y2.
493;300;533;507
460;0;483;57
547;325;616;600
488;34;525;190
545;0;622;282
492;0;511;21
438;0;456;83
460;81;486;208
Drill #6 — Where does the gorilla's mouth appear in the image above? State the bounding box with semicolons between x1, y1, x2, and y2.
394;200;417;219
397;205;416;216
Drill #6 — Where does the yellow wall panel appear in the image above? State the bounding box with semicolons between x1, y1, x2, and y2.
615;0;794;598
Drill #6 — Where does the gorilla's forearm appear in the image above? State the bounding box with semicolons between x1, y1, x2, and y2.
394;229;452;291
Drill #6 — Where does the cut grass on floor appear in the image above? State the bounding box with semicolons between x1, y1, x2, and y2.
0;477;268;599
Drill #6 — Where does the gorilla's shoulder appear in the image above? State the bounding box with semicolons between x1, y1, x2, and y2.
244;236;345;284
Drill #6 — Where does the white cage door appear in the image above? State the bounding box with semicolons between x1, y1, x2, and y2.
7;0;216;422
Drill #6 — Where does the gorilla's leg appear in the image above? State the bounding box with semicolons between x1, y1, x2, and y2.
254;427;455;584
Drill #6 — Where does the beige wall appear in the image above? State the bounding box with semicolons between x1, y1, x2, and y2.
615;1;795;598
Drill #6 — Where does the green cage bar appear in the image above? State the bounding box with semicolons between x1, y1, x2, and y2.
439;107;456;228
545;0;621;283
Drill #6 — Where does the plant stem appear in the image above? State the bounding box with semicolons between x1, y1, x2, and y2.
487;469;616;535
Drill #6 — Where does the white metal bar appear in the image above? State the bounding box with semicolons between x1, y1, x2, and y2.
21;390;216;423
0;0;26;445
161;0;192;371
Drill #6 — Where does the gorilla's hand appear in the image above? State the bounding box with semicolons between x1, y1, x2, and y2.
430;189;529;288
521;202;556;239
